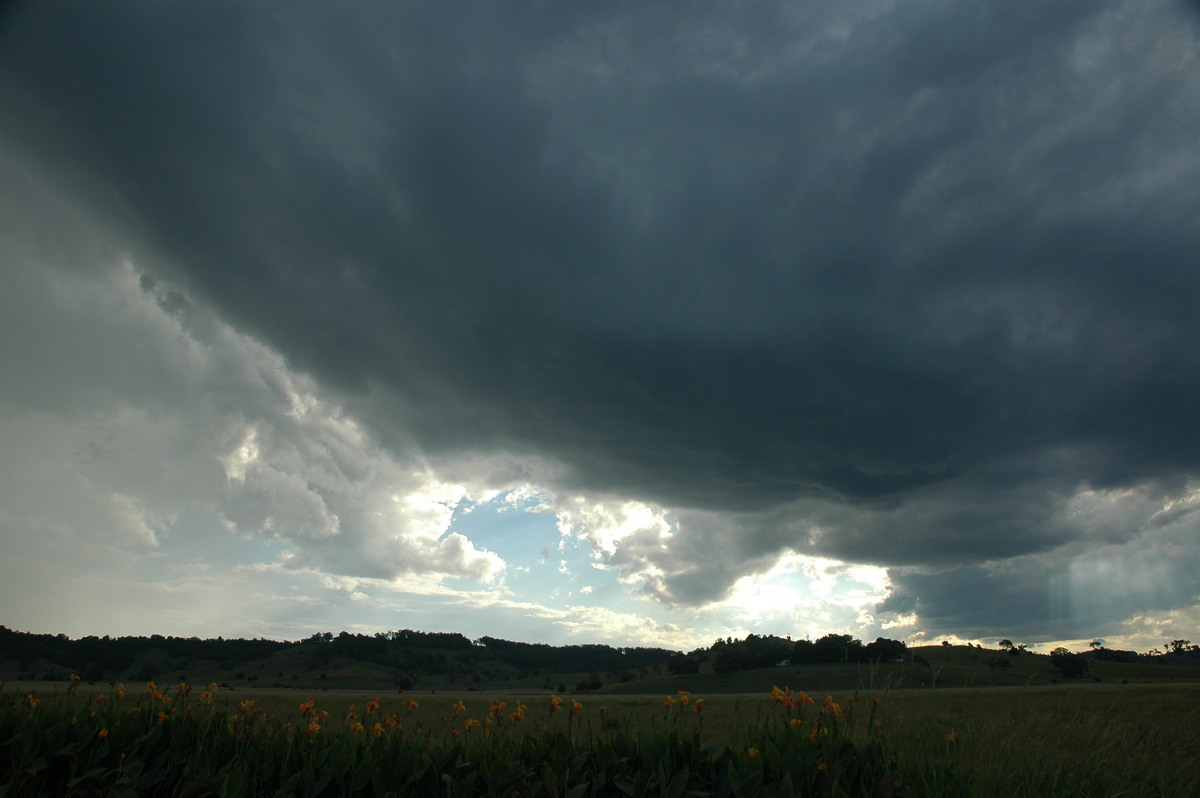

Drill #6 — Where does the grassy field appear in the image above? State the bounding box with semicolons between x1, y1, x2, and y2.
6;676;1199;796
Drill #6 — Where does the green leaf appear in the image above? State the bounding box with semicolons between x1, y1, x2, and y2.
565;781;591;798
664;766;690;798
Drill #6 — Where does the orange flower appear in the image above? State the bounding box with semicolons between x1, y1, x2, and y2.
157;711;169;725
365;698;380;714
350;721;364;734
489;700;505;717
747;747;760;759
24;695;38;709
239;700;255;713
692;699;706;714
115;684;126;698
199;691;214;705
662;696;676;711
403;699;419;712
372;722;384;737
464;718;481;730
570;699;583;715
550;695;563;712
299;698;316;717
176;682;190;696
452;700;466;716
944;731;961;745
97;728;108;738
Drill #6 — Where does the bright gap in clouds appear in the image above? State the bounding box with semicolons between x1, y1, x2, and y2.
0;191;889;648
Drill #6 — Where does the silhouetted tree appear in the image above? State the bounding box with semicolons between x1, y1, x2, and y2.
1050;647;1089;679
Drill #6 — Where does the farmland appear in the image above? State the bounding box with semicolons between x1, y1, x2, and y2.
4;675;1199;796
5;633;1200;795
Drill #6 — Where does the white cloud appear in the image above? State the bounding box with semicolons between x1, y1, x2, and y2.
0;170;508;638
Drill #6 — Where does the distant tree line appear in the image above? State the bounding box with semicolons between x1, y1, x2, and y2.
0;626;677;686
0;625;290;682
666;633;909;676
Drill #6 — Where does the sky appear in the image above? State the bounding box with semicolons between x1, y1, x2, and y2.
2;1;1199;655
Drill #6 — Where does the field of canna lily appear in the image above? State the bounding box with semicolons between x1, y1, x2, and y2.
2;677;1197;796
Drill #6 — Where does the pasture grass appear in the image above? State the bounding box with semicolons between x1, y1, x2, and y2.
3;678;1199;796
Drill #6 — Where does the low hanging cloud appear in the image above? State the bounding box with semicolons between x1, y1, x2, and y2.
0;168;504;593
3;0;1200;644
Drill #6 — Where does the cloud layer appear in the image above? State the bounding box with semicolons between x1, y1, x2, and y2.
3;0;1200;648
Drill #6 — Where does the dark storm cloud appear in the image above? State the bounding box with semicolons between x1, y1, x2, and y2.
4;0;1200;623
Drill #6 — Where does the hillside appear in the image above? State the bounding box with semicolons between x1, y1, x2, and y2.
4;626;1197;695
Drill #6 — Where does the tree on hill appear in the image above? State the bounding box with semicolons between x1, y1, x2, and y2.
1049;647;1089;679
813;633;865;663
666;653;699;676
863;637;908;662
